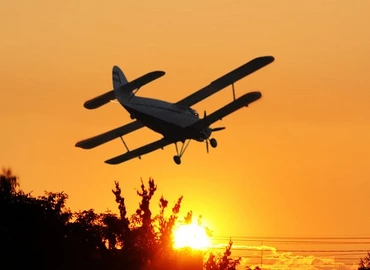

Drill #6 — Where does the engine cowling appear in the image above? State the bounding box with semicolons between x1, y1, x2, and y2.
200;128;211;140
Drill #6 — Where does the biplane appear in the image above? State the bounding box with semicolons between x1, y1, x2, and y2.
75;56;274;165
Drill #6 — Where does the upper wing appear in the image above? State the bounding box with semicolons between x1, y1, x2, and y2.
75;121;144;149
105;138;171;165
191;92;262;129
176;56;274;107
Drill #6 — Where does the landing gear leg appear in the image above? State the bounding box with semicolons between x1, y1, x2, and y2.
173;140;191;165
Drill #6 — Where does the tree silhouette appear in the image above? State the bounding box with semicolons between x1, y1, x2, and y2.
359;252;370;270
245;266;261;270
0;168;108;270
0;168;19;196
204;240;241;270
0;168;240;270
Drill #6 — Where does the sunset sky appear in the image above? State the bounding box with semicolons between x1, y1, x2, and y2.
1;1;370;268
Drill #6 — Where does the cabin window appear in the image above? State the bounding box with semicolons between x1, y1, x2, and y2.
189;109;199;117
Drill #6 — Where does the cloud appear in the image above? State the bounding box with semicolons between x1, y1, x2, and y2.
209;243;357;270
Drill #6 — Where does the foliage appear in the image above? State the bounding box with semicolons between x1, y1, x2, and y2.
245;266;261;270
0;168;19;196
0;167;240;270
359;252;370;270
204;240;241;270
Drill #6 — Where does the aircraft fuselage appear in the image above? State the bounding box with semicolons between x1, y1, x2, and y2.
122;96;211;142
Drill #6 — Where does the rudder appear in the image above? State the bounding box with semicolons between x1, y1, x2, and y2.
112;66;128;89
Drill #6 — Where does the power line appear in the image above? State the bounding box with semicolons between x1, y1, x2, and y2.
213;239;370;244
212;235;370;240
212;235;370;238
206;236;370;268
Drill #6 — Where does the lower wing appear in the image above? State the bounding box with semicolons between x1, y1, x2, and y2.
75;121;144;149
105;138;171;165
191;91;262;129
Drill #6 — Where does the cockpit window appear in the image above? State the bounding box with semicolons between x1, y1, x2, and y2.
189;109;199;117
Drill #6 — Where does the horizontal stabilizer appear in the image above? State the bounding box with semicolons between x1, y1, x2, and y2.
192;92;262;129
83;71;165;109
176;56;274;107
75;121;144;149
120;71;165;94
84;90;115;110
105;138;171;165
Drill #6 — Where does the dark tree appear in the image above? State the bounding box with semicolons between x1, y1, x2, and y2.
0;168;108;270
359;252;370;270
204;239;241;270
0;168;241;270
245;266;261;270
0;168;19;196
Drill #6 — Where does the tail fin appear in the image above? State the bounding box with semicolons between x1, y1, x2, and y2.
112;66;128;89
112;66;131;104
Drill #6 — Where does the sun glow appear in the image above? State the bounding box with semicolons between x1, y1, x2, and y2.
173;220;211;250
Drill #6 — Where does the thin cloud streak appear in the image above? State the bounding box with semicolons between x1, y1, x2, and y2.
209;244;358;270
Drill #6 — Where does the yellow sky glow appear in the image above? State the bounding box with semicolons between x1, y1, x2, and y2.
1;3;370;262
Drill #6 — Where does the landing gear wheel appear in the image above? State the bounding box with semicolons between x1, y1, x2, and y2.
130;114;135;120
173;155;181;165
210;138;217;148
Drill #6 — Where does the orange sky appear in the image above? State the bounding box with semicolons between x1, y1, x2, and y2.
1;0;370;252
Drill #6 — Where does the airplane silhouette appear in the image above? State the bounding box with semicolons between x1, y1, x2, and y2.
75;56;274;165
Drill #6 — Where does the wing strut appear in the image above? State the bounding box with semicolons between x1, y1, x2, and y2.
119;136;142;159
120;136;130;152
232;83;236;101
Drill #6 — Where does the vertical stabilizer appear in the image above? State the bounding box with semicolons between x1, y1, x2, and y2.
112;66;128;89
112;66;130;104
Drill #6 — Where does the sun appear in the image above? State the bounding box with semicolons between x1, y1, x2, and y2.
173;220;211;250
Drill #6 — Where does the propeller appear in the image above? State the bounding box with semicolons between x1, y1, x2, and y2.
204;110;225;132
203;110;225;153
211;127;225;132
